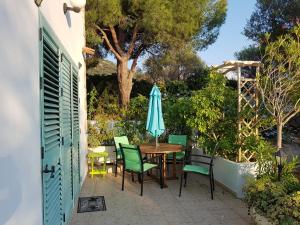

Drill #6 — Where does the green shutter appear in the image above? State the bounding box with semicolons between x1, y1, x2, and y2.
60;55;73;223
40;15;81;225
41;29;63;225
72;67;80;197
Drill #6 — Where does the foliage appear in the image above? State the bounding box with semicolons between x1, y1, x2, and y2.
163;97;191;139
186;72;238;159
244;170;300;225
86;0;227;105
244;0;300;42
116;95;151;144
244;135;277;176
258;26;300;149
144;46;207;82
234;44;262;61
87;87;98;120
87;115;120;147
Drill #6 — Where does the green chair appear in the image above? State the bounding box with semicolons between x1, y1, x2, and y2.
179;144;218;200
168;135;187;160
119;143;163;196
113;136;129;177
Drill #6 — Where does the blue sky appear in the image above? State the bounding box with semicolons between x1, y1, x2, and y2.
200;0;257;66
106;0;257;67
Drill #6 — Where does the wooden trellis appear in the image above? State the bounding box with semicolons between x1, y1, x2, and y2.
215;61;262;162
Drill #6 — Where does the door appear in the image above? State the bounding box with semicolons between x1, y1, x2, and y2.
41;29;63;225
40;19;81;225
60;54;73;223
72;68;80;198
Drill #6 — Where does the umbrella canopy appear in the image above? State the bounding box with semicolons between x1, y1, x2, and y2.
146;85;165;144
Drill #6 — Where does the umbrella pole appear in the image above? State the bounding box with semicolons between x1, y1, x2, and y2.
156;136;159;147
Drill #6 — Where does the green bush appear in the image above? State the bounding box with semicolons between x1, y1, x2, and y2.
115;95;151;145
244;135;277;177
244;169;300;225
186;72;238;158
163;96;191;139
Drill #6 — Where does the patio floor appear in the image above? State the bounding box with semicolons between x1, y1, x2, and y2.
70;171;252;225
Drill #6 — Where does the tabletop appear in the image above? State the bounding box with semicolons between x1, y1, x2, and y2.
140;143;182;154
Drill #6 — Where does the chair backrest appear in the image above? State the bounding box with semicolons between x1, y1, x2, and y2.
168;135;187;146
119;144;143;172
114;136;129;151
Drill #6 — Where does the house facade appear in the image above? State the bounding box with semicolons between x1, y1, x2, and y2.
0;1;88;225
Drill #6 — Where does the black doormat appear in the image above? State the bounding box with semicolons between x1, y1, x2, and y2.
77;196;106;213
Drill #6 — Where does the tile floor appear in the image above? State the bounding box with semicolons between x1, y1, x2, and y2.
70;171;252;225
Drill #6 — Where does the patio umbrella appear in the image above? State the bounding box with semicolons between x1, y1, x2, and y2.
146;85;165;146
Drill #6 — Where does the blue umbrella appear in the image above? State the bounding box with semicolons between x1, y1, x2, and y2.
146;85;165;146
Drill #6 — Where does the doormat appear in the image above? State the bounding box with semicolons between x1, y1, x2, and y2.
77;196;106;213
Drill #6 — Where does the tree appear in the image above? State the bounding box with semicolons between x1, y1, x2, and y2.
144;45;206;82
244;0;300;42
234;44;261;61
258;26;300;150
86;0;227;106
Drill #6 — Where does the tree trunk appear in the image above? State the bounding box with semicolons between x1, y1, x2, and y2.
277;121;283;150
117;58;133;107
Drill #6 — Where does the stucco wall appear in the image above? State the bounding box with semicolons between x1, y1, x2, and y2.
0;1;87;225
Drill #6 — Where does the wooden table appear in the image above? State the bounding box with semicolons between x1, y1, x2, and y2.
140;143;182;187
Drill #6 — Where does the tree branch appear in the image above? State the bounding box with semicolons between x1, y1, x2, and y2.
130;45;144;73
127;24;139;57
95;25;122;61
109;25;125;56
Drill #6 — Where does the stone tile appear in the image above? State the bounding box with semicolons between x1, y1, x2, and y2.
70;173;251;225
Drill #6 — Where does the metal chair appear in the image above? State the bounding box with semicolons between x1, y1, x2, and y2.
120;143;163;196
167;134;187;160
113;136;129;177
179;144;218;200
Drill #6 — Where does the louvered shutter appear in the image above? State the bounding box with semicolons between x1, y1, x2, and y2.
60;55;73;223
41;29;63;225
72;67;80;197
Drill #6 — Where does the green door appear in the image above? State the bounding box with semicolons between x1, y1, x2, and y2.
40;16;81;225
60;54;73;223
72;68;80;198
41;29;63;225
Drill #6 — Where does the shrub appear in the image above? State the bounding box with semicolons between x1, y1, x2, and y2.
115;95;151;145
163;96;191;139
186;72;238;158
244;167;300;225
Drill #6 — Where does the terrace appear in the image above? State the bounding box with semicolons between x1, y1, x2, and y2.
70;173;251;225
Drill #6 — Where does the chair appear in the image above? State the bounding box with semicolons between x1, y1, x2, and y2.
167;134;187;161
113;136;129;177
179;144;218;200
119;143;163;196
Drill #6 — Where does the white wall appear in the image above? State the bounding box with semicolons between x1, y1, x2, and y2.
0;1;87;225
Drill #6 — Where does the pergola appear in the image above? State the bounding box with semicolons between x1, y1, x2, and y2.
214;60;262;162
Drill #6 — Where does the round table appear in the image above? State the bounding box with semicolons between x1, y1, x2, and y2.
140;143;183;187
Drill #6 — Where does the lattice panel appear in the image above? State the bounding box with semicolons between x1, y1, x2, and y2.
238;73;259;162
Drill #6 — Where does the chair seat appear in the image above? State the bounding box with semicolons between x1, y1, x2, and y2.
143;163;157;172
126;162;157;173
183;165;209;175
167;152;185;160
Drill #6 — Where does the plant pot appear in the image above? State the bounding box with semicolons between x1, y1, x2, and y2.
213;156;257;198
250;207;274;225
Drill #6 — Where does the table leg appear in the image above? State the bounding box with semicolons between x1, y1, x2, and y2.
172;152;177;178
163;154;167;187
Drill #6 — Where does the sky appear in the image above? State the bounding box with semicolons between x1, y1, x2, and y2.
200;0;257;66
106;0;257;68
